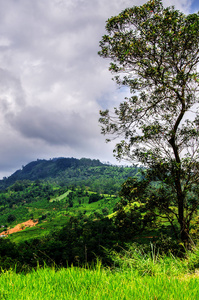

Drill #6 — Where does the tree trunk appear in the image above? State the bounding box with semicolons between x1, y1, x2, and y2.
178;193;190;248
173;166;191;248
169;136;191;248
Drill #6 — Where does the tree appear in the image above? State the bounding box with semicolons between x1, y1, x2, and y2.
88;193;102;204
7;214;16;223
98;0;199;247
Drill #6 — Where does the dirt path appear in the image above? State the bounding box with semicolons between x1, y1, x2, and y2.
1;219;38;235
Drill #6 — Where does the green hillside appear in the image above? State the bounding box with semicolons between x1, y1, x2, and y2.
0;157;198;278
0;157;139;193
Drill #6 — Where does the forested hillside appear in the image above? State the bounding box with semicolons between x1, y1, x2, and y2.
0;158;140;269
0;157;139;193
0;155;198;279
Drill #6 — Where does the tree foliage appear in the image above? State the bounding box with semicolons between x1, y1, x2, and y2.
98;0;199;246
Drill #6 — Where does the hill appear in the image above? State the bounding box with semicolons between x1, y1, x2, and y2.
0;157;139;193
1;157;103;182
0;157;156;269
0;157;198;271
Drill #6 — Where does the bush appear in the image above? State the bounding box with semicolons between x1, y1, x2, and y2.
106;243;188;276
7;214;16;223
88;193;102;204
187;246;199;271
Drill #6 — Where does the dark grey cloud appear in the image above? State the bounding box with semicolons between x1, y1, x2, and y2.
7;106;99;147
0;0;192;178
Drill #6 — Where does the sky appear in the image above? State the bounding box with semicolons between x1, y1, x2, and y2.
0;0;198;179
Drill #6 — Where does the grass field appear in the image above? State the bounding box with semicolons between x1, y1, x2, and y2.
0;264;198;300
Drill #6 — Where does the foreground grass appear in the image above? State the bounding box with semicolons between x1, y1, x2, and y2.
0;264;198;300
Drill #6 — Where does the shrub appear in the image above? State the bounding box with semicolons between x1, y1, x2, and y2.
7;214;16;223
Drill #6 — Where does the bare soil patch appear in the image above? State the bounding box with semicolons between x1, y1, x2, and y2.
1;219;38;235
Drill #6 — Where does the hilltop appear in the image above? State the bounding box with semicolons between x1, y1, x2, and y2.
0;157;139;192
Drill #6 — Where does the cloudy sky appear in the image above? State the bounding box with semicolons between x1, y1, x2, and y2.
0;0;198;178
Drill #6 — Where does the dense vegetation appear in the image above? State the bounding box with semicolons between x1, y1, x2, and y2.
0;157;138;194
0;157;198;272
0;157;198;297
0;158;138;268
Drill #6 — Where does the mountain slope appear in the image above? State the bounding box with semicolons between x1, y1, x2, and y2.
0;157;139;192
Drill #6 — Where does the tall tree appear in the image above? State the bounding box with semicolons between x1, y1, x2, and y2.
98;0;199;246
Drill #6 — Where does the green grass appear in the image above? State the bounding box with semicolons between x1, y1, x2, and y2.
0;264;198;300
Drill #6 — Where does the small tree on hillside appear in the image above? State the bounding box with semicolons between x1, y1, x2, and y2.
98;0;199;247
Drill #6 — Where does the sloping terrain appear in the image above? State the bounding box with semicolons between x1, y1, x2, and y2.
0;157;139;193
1;219;38;236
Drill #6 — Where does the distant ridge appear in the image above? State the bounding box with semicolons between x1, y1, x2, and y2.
0;158;105;188
0;157;139;192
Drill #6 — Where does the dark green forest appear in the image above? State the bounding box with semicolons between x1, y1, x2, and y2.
0;157;138;193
